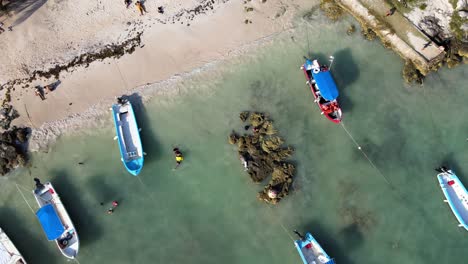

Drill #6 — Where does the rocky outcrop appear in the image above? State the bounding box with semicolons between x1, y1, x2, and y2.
0;126;29;176
229;111;295;205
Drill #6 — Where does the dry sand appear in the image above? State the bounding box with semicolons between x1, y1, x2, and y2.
0;0;315;149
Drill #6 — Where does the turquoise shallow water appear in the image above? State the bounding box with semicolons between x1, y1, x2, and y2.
1;11;468;264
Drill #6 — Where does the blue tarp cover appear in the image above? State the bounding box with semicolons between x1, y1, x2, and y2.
312;70;339;101
36;204;64;240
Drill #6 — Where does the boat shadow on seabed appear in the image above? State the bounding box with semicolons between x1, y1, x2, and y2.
327;48;359;113
0;207;59;264
50;171;104;247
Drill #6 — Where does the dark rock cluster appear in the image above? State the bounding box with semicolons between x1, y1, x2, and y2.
0;126;29;176
229;112;295;205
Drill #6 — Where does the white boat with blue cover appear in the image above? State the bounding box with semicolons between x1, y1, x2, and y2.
33;179;79;259
0;227;26;264
436;167;468;231
294;231;335;264
112;97;144;176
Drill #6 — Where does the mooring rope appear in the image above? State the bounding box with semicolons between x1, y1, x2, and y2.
135;176;157;202
15;184;35;214
340;122;392;187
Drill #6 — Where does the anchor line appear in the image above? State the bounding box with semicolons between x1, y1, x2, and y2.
15;184;35;214
135;176;157;202
264;205;296;243
339;122;392;187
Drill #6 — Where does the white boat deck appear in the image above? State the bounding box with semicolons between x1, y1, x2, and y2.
300;241;330;264
34;183;79;259
0;228;25;264
115;103;140;161
438;172;468;229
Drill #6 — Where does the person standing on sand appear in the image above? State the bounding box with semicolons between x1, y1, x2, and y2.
35;87;46;100
0;23;5;34
135;1;145;15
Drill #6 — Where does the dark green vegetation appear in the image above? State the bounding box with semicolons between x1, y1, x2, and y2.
229;112;295;205
449;11;468;42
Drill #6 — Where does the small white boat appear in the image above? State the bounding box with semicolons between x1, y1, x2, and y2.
112;97;144;176
32;179;79;259
437;167;468;231
0;228;26;264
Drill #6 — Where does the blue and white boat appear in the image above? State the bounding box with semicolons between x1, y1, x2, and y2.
301;58;342;124
294;232;335;264
112;97;144;176
33;180;79;259
437;167;468;231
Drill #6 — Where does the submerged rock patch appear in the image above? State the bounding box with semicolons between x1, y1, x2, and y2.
229;111;295;205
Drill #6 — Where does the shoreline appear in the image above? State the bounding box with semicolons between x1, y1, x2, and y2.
27;23;299;151
0;0;315;151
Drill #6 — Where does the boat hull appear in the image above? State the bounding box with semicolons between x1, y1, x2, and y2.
33;182;79;259
437;170;468;231
294;232;335;264
302;63;342;123
0;227;27;264
112;101;144;176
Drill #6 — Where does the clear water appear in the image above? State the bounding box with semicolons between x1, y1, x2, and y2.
1;11;468;264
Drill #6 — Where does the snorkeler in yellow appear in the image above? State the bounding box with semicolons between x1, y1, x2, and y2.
173;148;184;168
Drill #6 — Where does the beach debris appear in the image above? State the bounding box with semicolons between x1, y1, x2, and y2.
361;26;377;41
0;126;30;176
229;111;295;204
346;24;356;35
320;0;344;21
244;6;254;12
0;32;143;90
158;6;164;14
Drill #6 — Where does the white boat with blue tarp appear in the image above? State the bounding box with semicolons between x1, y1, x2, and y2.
0;227;26;264
112;97;144;176
301;58;342;123
436;167;468;231
33;179;79;259
294;231;335;264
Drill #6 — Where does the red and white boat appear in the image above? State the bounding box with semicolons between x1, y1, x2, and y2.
301;58;342;123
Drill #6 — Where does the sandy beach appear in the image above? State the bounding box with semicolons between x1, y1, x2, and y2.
0;0;313;148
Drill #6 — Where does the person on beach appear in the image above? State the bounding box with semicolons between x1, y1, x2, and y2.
385;7;396;17
124;0;131;8
34;87;46;100
135;1;145;15
173;148;184;168
422;41;432;50
0;23;4;34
